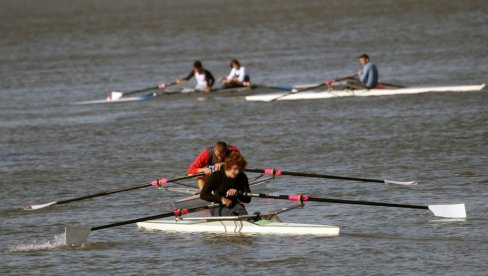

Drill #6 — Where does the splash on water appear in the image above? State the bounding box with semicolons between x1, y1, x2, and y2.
7;233;72;252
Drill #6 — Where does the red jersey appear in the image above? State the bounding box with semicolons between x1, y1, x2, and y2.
187;146;239;174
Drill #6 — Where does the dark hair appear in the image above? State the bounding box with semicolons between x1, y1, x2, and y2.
193;60;203;69
358;54;369;60
214;141;229;155
225;151;247;170
230;59;240;68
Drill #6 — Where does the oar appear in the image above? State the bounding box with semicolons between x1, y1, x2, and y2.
245;168;417;186
108;81;177;101
254;84;294;91
25;173;205;211
240;192;467;219
64;205;212;244
267;75;356;102
379;82;405;88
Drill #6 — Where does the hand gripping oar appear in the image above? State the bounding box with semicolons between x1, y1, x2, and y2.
267;75;356;102
240;192;467;219
245;168;417;186
25;173;205;211
172;175;276;209
64;205;212;244
107;81;177;101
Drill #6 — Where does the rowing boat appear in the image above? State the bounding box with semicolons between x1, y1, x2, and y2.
56;169;465;244
137;213;340;236
245;84;486;102
73;85;262;105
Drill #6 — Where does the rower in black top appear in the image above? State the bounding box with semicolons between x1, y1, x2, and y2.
177;60;215;93
200;151;251;216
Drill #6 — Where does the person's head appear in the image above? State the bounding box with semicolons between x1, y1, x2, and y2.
224;151;247;179
230;59;240;69
213;141;229;161
193;60;203;73
358;54;370;66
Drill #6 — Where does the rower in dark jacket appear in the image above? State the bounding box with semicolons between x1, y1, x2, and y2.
200;151;251;216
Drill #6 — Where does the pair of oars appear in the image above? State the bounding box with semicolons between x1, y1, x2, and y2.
55;168;463;244
66;189;465;245
25;168;416;211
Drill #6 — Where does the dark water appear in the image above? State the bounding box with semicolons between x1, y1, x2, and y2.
1;0;487;275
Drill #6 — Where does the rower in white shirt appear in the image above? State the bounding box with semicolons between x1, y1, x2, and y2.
218;59;251;88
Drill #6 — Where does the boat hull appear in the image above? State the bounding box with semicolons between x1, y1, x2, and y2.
73;86;262;105
245;84;486;102
137;217;339;236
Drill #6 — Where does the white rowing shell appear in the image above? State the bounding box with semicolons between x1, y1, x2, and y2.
137;215;340;236
246;84;486;102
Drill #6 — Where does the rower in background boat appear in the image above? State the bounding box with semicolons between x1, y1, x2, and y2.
218;58;251;88
187;141;240;190
159;60;215;93
200;151;251;216
345;53;379;90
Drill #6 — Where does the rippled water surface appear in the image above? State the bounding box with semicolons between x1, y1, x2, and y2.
1;0;487;275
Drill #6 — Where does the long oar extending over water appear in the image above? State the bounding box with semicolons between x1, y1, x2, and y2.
267;75;356;102
108;81;177;101
64;204;212;244
240;192;466;219
245;168;417;186
25;173;204;211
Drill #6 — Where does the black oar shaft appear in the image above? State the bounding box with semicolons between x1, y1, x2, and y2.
57;173;204;205
123;86;158;96
294;75;356;93
57;184;150;205
245;168;384;183
92;205;210;231
335;75;357;82
243;193;428;210
122;82;177;97
307;196;427;210
286;171;384;183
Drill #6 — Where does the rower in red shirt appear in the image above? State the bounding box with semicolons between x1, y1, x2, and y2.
187;141;239;190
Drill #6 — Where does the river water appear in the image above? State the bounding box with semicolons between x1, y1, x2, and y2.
1;0;487;275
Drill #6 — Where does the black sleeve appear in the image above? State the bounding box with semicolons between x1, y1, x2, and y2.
205;70;215;87
237;173;251;203
182;70;194;81
200;171;222;203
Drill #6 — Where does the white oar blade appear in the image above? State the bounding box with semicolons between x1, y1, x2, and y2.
107;91;123;101
65;226;91;245
24;201;57;211
428;204;466;218
384;180;418;186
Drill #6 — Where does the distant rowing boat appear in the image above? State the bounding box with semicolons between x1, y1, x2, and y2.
137;212;340;236
245;84;486;102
